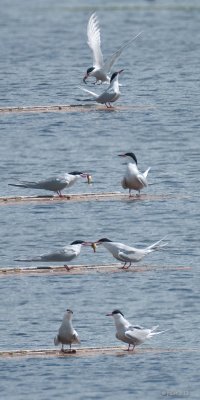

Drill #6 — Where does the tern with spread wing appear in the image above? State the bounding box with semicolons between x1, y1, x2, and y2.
9;171;92;197
15;240;93;270
83;13;142;84
118;152;150;196
93;237;167;268
54;309;80;352
106;310;167;350
80;70;123;107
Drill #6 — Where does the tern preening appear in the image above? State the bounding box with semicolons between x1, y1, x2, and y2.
80;70;123;108
15;240;93;270
83;12;142;84
93;237;167;268
8;171;92;197
54;309;80;352
106;310;167;350
118;152;150;196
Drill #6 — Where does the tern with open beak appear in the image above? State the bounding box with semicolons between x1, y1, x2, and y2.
118;152;151;196
83;12;142;84
9;171;92;197
93;237;168;269
54;309;80;353
106;310;167;351
80;70;123;108
14;240;93;270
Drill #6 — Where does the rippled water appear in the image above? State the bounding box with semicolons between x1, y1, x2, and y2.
0;1;200;399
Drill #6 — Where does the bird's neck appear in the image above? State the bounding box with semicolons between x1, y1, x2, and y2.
111;78;120;93
114;315;130;331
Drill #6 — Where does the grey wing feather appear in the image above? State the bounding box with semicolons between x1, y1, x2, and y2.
104;32;142;74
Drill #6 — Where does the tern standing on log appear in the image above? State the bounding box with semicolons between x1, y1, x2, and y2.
9;171;92;197
54;309;80;352
80;70;123;108
83;12;142;84
15;240;93;270
93;237;167;269
106;310;167;350
118;152;151;196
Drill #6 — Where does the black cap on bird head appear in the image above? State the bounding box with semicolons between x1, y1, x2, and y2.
112;309;124;317
66;309;73;314
87;66;95;75
97;238;113;243
110;69;124;83
118;152;138;165
70;240;85;245
69;171;84;176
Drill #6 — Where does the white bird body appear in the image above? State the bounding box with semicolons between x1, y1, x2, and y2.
119;152;150;196
15;240;91;267
9;171;89;196
80;70;122;107
54;309;80;352
107;310;166;350
84;13;141;84
95;237;167;268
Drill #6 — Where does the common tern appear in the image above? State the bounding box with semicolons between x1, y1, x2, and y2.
118;152;150;196
83;12;142;84
106;309;167;350
54;309;80;352
80;70;123;108
15;240;93;270
93;237;167;268
9;171;92;197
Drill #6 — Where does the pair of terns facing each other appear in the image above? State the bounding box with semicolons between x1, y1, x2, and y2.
54;309;166;353
15;237;167;270
80;13;142;107
9;171;92;197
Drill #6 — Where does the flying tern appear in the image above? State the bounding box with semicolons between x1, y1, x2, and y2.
93;237;167;268
54;309;80;352
83;12;142;84
80;70;123;108
106;309;167;350
118;152;150;196
15;240;93;270
9;171;92;197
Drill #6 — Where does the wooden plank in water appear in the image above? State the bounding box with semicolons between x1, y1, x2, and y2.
0;192;189;205
0;104;156;115
0;346;198;359
0;264;192;277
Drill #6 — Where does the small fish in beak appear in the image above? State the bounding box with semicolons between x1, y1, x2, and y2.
87;174;92;184
91;243;97;252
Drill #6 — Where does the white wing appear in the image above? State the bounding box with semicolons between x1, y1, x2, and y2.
143;167;151;179
78;86;99;98
137;172;148;187
104;32;142;74
87;13;104;69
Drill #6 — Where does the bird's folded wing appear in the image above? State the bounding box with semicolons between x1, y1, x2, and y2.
87;13;104;68
125;328;147;341
104;32;142;74
118;247;138;256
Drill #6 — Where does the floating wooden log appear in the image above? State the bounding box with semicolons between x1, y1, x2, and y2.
0;264;192;277
0;192;189;205
0;104;155;115
0;346;198;359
